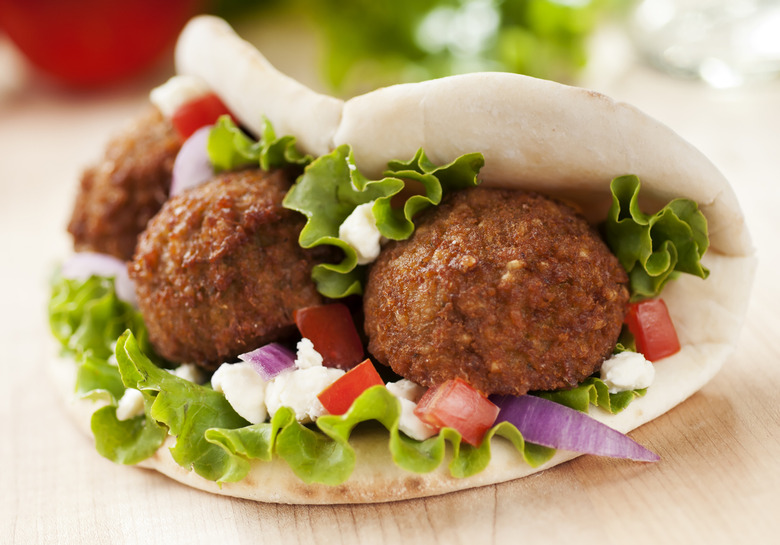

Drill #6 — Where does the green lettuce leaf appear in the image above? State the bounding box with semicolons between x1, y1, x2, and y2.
537;377;646;414
75;353;125;402
49;274;145;360
91;398;168;466
207;115;311;172
206;386;554;486
380;148;485;239
614;325;637;354
48;274;171;463
282;145;483;297
114;330;251;483
540;328;644;414
604;175;709;300
48;273;157;398
84;331;635;487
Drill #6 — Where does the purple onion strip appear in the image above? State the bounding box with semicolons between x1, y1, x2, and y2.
62;252;137;307
170;125;214;197
239;343;296;381
491;394;659;462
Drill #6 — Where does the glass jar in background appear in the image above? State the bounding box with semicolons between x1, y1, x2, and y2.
629;0;780;87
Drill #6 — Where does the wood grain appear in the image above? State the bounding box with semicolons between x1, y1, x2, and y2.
1;34;778;545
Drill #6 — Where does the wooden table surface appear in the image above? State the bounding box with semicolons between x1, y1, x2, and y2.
1;26;779;545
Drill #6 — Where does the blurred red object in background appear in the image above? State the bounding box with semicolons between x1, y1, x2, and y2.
0;0;203;87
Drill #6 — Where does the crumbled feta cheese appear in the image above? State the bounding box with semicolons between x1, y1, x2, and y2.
600;351;655;394
116;388;145;421
295;338;323;369
396;397;437;441
265;367;345;423
386;379;426;403
149;75;211;118
338;201;383;265
170;363;204;384
386;379;436;441
211;362;268;424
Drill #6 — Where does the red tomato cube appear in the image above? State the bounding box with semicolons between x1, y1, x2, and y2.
414;378;499;446
625;298;681;362
171;93;234;139
317;359;384;415
294;303;364;370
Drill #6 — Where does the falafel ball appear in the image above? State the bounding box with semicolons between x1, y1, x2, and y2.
68;107;182;260
129;168;325;369
363;187;630;396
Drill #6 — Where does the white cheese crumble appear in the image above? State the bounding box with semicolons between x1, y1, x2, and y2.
149;75;211;118
116;388;145;421
386;378;426;402
265;367;345;423
386;379;436;441
600;351;655;394
211;362;268;424
338;201;383;265
295;338;323;369
170;363;203;384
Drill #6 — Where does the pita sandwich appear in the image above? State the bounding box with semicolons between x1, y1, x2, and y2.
49;15;755;504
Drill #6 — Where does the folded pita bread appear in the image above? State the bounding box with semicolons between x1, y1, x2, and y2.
52;15;756;504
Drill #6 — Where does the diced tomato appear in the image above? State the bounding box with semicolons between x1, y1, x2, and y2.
294;303;364;370
171;93;234;139
625;298;681;362
317;359;384;415
413;378;499;446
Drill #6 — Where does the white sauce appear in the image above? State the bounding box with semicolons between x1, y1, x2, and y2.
116;388;145;421
386;378;426;402
338;201;384;265
265;366;345;423
600;351;655;394
386;379;436;441
295;338;323;369
211;362;268;424
170;363;203;384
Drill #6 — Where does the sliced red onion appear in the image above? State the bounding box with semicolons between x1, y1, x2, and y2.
170;125;214;197
238;343;296;381
491;394;660;462
61;252;137;307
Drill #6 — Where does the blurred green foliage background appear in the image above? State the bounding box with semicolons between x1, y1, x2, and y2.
211;0;628;95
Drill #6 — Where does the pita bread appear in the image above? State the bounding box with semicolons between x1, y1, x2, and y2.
52;15;756;504
174;15;343;158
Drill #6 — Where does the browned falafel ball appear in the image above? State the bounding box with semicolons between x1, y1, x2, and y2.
68;107;182;261
363;187;630;396
129;168;325;369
